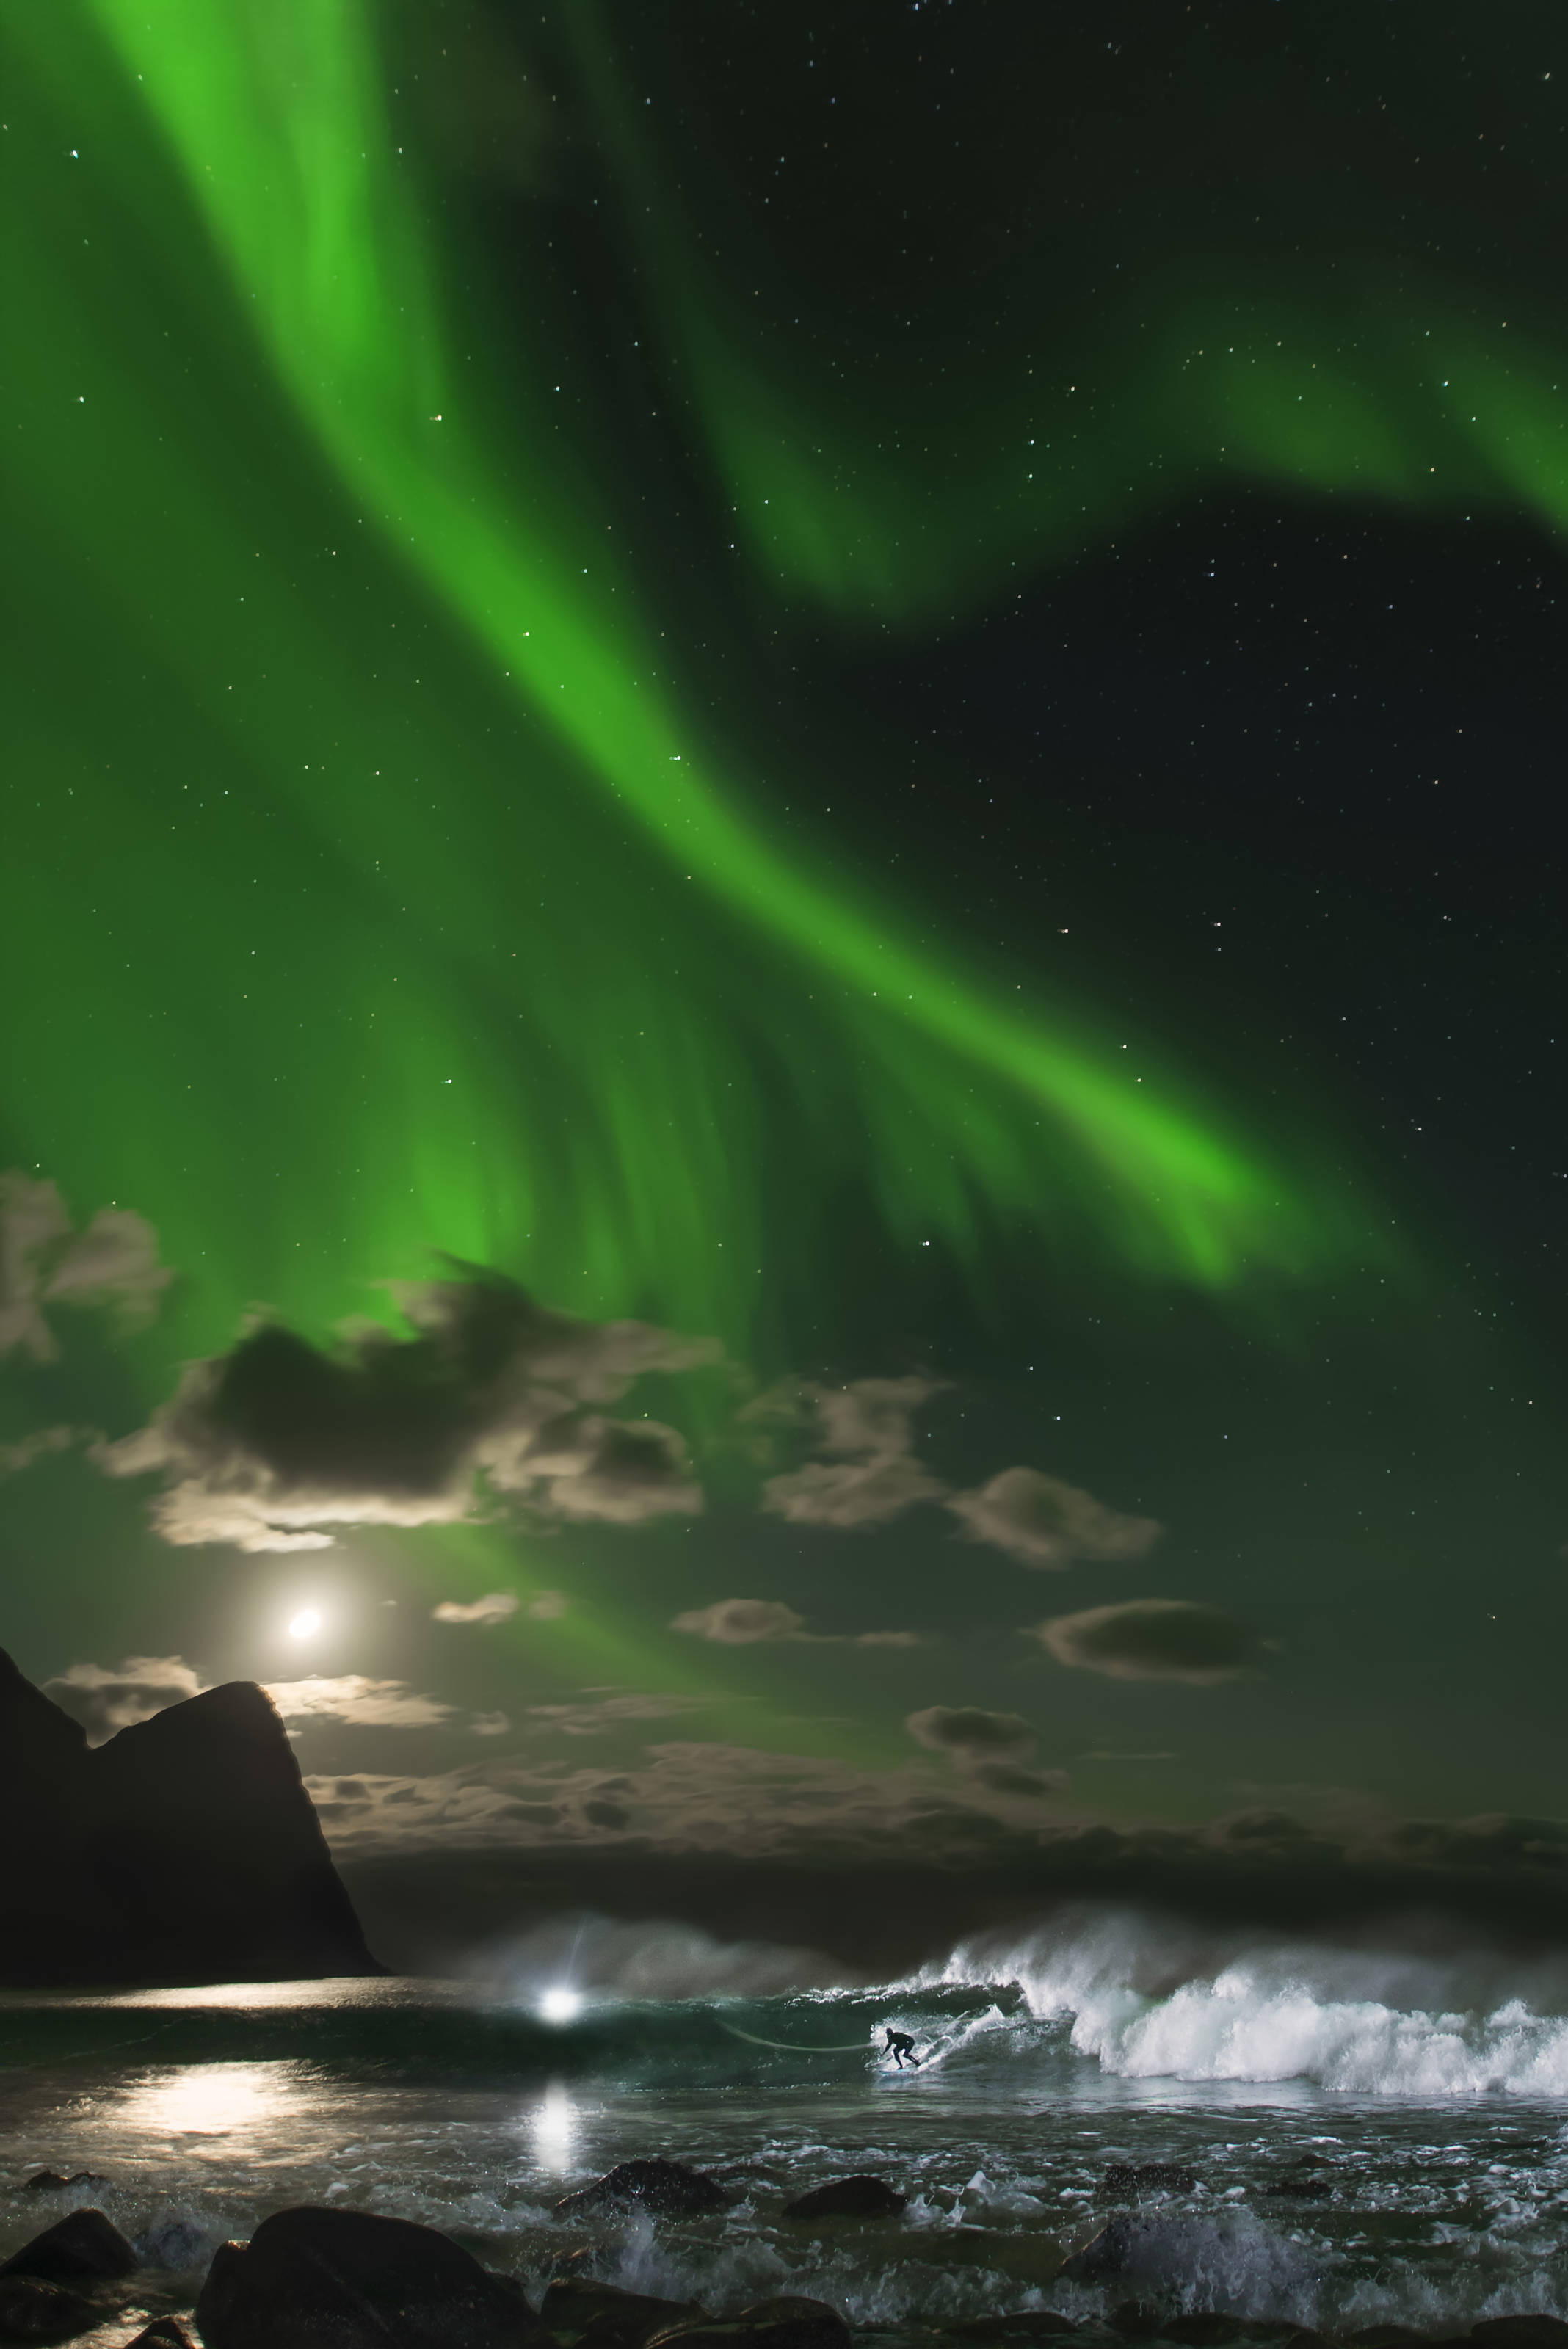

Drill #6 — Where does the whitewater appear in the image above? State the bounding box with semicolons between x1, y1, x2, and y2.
7;1905;1568;2345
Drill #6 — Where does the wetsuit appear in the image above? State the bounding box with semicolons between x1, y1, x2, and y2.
885;2030;921;2069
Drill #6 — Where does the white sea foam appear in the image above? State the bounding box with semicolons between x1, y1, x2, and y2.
918;1907;1568;2095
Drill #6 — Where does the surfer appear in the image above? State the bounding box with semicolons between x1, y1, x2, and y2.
884;2027;921;2069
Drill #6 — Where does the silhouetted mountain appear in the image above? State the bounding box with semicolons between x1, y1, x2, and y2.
0;1649;380;1986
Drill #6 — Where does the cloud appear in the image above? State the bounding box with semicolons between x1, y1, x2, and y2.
471;1712;511;1737
906;1703;1070;1803
907;1704;1037;1762
432;1592;520;1626
947;1467;1161;1569
304;1738;994;1860
0;1173;173;1362
526;1691;700;1736
672;1598;805;1644
528;1591;567;1620
671;1597;919;1647
763;1451;948;1528
0;1425;78;1477
755;1373;951;1528
95;1268;718;1551
1033;1599;1263;1683
44;1654;208;1744
264;1675;457;1728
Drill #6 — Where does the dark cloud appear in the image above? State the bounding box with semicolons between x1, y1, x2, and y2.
0;1172;172;1362
906;1704;1069;1804
1034;1598;1263;1683
907;1704;1036;1762
947;1467;1161;1569
95;1268;717;1551
44;1653;207;1744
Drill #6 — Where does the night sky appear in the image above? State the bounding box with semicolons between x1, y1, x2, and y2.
4;1;1567;1961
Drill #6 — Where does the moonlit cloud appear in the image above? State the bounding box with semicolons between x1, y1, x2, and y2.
1033;1598;1263;1683
762;1451;948;1528
432;1592;520;1625
264;1675;457;1728
670;1597;918;1647
946;1467;1161;1568
758;1373;951;1528
44;1653;208;1744
0;1173;173;1363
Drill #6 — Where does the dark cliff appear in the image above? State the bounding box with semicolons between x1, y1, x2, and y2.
0;1648;380;1986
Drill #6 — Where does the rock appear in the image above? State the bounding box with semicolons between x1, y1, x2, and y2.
21;2174;108;2196
1347;2331;1429;2348
1473;2326;1568;2349
1;2208;140;2282
783;2175;907;2221
0;2276;104;2342
125;2323;199;2349
553;2160;731;2219
1097;2164;1199;2204
1107;2307;1166;2340
538;2279;700;2349
0;1647;379;1988
1162;2320;1258;2346
194;2206;535;2349
943;2320;1078;2342
643;2298;849;2349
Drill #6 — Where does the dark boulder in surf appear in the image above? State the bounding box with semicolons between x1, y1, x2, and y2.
645;2298;850;2349
195;2206;535;2349
0;2275;104;2342
21;2174;109;2196
125;2323;199;2349
540;2277;701;2346
553;2160;731;2218
1;2209;139;2283
783;2175;907;2220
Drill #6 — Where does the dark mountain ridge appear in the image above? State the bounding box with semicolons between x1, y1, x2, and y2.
0;1647;380;1986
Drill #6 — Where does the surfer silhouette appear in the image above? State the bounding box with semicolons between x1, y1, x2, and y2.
884;2028;921;2069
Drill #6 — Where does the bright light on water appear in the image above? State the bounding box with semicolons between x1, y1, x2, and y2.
539;1986;583;2024
288;1609;322;1639
529;2080;576;2168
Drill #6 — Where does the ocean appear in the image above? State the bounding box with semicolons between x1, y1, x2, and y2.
5;1905;1568;2345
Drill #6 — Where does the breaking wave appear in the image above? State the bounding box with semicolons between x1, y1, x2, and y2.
917;1906;1568;2096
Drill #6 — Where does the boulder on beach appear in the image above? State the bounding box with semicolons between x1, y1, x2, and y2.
194;2206;536;2349
644;2297;850;2349
0;2208;140;2283
0;2273;104;2343
553;2160;731;2219
783;2175;907;2221
21;2174;108;2196
1097;2164;1199;2204
540;2277;701;2348
125;2323;199;2349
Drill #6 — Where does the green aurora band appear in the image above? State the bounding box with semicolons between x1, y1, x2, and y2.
11;0;1552;1416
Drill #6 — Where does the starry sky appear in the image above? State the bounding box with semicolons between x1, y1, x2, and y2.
3;0;1567;1964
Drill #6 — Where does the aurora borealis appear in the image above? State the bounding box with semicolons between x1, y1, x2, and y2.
4;1;1567;1957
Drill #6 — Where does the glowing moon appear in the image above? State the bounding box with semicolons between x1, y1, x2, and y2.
288;1609;322;1640
539;1987;582;2025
